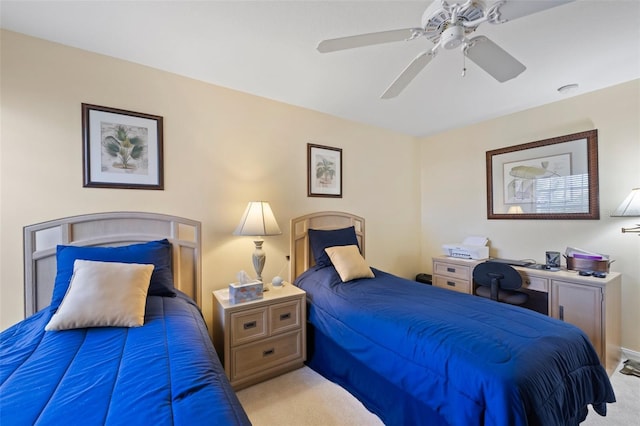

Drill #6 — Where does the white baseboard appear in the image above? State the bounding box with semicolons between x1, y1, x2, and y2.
621;347;640;362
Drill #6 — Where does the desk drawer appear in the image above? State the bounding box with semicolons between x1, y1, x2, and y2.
434;276;470;294
231;330;302;381
519;272;549;293
230;307;268;346
434;262;470;280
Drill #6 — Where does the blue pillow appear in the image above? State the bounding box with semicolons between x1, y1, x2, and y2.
51;239;175;311
308;226;360;268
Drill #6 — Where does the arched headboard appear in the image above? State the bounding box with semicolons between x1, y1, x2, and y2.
23;212;202;316
289;211;365;281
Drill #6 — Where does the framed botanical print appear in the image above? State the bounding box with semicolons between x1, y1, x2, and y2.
307;143;342;198
82;103;164;189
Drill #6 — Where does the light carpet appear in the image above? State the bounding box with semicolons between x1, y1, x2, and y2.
237;361;639;426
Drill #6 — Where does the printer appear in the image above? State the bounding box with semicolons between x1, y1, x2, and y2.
442;236;489;260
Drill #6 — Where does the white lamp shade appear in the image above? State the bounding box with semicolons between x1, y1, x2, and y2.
612;188;640;217
233;202;282;236
507;205;524;214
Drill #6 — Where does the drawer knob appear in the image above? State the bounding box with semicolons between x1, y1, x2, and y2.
263;348;275;357
243;321;257;330
447;267;456;273
447;281;456;287
280;312;291;321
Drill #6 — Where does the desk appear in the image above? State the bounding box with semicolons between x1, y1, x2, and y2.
432;256;621;375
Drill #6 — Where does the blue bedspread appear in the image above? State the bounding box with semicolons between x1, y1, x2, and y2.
0;292;250;425
295;267;615;426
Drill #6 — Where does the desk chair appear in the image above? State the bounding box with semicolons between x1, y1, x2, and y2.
473;262;528;306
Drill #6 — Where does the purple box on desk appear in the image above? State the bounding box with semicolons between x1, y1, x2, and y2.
229;280;263;303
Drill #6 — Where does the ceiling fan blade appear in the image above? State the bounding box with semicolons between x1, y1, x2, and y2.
317;28;419;53
464;36;525;82
490;0;574;23
381;51;434;99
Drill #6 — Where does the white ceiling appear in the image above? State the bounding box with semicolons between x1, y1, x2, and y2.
1;0;639;137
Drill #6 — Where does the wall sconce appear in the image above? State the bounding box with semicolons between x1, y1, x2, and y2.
611;188;640;235
234;201;282;280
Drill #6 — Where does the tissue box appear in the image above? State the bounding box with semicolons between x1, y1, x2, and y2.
229;280;263;303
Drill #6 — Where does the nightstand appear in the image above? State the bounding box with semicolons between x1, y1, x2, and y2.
212;284;306;390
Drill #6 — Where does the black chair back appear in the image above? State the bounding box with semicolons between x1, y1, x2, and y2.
473;262;524;303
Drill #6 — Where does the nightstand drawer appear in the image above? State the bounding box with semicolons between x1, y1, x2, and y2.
230;307;268;346
231;330;302;381
270;300;301;334
433;275;470;294
434;261;471;280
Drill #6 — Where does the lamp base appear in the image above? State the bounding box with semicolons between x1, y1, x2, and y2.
252;239;268;287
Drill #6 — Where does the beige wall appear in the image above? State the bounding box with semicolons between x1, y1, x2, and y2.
2;30;638;354
0;31;421;331
419;79;640;352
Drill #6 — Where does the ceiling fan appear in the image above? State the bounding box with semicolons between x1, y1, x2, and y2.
317;0;573;99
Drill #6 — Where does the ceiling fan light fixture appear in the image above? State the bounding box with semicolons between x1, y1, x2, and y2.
441;24;465;49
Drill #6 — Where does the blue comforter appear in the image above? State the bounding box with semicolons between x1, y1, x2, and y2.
295;267;615;426
0;292;250;425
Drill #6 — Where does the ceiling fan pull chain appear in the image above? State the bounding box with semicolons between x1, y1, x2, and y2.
462;52;467;77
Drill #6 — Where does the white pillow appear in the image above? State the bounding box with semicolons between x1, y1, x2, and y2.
45;260;154;331
324;245;375;282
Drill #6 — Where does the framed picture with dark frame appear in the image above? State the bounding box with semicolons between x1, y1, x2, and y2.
307;143;342;198
82;103;164;190
486;129;599;219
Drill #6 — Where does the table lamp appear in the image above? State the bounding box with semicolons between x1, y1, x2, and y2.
611;188;640;235
233;201;282;281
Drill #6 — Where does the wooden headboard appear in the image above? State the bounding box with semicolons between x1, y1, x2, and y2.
23;212;202;316
289;211;365;281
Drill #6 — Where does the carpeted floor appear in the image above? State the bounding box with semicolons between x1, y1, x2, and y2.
236;366;383;426
237;360;640;425
582;359;640;426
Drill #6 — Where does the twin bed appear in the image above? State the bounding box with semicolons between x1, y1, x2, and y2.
290;211;615;426
1;210;616;425
1;212;250;425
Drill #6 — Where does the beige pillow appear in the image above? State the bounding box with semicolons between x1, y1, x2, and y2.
45;260;154;331
324;245;375;282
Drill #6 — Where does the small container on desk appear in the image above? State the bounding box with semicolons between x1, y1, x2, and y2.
565;256;612;273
